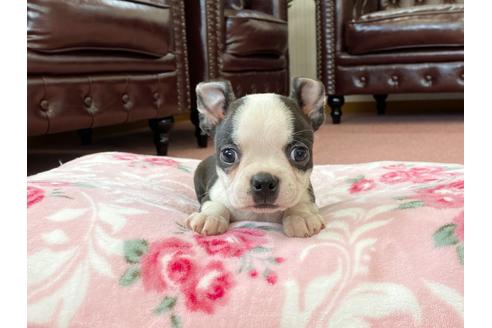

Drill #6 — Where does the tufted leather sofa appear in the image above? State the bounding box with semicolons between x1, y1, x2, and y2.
316;0;464;123
184;0;290;147
27;0;190;155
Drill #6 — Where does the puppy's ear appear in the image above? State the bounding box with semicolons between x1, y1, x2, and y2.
290;77;326;131
196;80;235;135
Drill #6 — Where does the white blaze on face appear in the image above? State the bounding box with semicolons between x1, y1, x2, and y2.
220;93;310;211
233;94;294;152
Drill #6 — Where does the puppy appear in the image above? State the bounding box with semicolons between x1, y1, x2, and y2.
186;77;326;238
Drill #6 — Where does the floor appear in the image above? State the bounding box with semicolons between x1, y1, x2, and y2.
27;111;464;176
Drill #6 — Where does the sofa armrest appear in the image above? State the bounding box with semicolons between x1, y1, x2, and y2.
354;0;379;18
249;0;288;21
315;0;378;94
184;0;226;80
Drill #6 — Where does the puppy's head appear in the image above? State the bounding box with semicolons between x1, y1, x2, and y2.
196;77;326;213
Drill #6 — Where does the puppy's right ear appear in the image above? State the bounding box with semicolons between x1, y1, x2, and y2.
196;80;235;136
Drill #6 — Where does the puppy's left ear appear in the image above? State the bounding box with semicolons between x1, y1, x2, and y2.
196;80;236;135
290;77;326;131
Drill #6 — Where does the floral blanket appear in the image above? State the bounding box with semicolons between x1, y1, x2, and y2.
27;152;464;328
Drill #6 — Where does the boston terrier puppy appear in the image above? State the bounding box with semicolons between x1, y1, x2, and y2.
186;77;326;238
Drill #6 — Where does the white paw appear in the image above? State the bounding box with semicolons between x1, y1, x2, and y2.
283;212;325;238
185;212;229;236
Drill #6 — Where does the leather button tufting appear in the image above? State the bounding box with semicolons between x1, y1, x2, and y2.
356;76;367;88
122;94;130;104
423;75;433;87
388;75;400;86
40;99;49;111
84;96;92;107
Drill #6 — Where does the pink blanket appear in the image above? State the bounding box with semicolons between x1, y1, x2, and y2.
27;152;464;328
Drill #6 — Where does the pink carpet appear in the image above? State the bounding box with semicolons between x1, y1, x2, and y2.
27;113;463;176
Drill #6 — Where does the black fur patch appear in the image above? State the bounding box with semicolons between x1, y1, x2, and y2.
193;155;218;204
214;98;244;173
308;183;316;203
278;96;314;172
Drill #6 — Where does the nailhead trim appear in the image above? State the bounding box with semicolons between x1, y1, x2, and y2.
83;96;92;107
205;0;222;79
315;0;336;95
40;99;49;111
171;0;190;112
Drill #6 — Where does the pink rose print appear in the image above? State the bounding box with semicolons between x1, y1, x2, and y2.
140;238;195;292
265;272;278;285
274;257;285;264
113;153;139;161
120;226;284;321
195;228;267;258
454;211;464;242
182;261;234;314
143;157;179;167
380;171;411;184
27;185;44;208
167;257;196;285
114;153;190;172
383;164;408;170
380;166;446;184
448;180;464;190
408;167;444;183
417;180;464;209
349;178;376;193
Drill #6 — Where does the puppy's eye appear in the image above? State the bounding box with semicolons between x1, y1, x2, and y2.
290;146;309;162
220;148;238;164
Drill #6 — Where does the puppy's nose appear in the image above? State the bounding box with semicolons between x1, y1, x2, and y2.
250;172;279;204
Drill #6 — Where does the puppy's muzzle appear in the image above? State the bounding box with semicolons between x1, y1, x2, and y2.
250;172;279;206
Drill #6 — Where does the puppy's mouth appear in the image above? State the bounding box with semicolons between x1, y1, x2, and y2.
255;204;278;210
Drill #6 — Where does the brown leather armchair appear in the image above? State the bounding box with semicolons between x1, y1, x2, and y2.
27;0;190;155
184;0;290;147
315;0;464;123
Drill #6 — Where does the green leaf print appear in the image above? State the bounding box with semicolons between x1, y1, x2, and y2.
124;239;148;263
346;175;365;184
237;223;257;229
119;266;140;286
170;314;182;328
456;244;464;264
178;165;191;173
250;246;270;253
154;296;177;315
257;225;283;232
433;224;459;247
398;200;425;209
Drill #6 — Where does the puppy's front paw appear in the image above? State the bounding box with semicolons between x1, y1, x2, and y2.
283;212;325;238
185;212;229;236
